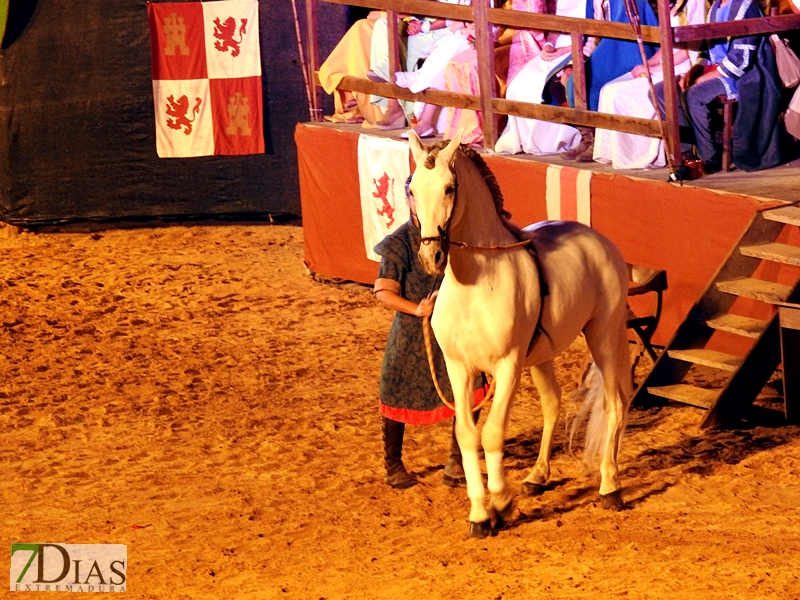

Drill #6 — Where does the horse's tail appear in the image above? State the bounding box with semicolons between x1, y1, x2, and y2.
568;361;627;466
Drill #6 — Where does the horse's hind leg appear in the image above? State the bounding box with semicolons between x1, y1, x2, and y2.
583;313;631;509
522;360;561;497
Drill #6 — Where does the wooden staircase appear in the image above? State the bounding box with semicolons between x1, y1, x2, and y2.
632;203;800;428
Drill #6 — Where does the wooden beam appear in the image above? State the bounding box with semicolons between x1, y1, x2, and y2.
387;10;401;78
674;13;800;42
571;32;587;111
487;7;661;43
494;98;663;136
333;76;663;136
316;0;661;42
657;0;681;170
318;0;473;22
473;0;498;148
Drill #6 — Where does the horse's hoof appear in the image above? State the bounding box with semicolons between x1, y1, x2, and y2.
493;500;514;531
600;490;624;511
468;520;493;539
521;481;546;497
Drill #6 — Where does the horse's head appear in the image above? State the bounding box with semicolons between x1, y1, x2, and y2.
407;130;463;275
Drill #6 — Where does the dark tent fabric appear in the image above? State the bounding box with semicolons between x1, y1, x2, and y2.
0;0;346;225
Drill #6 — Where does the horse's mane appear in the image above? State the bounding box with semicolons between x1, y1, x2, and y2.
423;141;527;241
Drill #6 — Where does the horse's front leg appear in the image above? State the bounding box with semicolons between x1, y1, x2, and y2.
481;358;522;530
448;362;489;537
521;360;561;496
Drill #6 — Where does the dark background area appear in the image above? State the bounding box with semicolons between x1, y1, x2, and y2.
0;0;352;226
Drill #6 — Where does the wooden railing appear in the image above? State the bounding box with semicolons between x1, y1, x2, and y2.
305;0;800;170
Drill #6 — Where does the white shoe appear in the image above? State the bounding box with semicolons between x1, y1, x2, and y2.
393;71;410;88
400;127;435;139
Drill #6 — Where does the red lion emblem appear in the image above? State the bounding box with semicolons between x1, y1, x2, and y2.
165;95;202;135
213;16;248;57
373;173;395;228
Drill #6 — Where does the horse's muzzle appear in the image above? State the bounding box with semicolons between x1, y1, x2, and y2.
419;240;448;275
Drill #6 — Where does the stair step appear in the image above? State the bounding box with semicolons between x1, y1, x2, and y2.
667;348;743;371
763;205;800;226
706;313;768;338
648;384;718;408
740;242;800;266
716;277;792;304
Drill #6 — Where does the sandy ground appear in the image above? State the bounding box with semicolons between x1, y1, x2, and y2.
1;222;800;599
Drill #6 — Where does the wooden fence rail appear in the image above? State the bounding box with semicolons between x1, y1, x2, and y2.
306;0;800;170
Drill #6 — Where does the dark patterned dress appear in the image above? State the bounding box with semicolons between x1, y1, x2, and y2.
375;219;484;425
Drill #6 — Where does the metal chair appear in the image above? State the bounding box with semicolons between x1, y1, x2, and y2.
627;264;668;377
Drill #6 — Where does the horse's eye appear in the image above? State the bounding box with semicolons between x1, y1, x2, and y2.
445;185;455;195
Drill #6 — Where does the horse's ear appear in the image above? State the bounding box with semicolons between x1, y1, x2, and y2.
439;129;464;167
407;130;426;166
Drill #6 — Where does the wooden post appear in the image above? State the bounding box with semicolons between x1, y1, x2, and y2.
570;32;587;111
387;10;401;83
473;0;498;148
779;305;800;423
305;0;321;121
656;0;681;169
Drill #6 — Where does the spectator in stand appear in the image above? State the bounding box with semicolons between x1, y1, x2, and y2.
653;0;786;175
592;0;707;170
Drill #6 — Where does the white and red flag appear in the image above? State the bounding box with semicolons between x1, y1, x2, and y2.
148;0;264;158
357;135;411;262
545;164;592;225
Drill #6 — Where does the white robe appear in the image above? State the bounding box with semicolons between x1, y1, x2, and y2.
592;2;706;169
494;0;587;155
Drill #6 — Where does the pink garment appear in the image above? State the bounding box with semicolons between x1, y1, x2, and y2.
443;0;549;146
507;0;551;84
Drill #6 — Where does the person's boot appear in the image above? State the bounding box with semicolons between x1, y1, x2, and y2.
382;417;417;489
442;409;480;488
559;126;594;161
574;127;596;163
443;427;467;488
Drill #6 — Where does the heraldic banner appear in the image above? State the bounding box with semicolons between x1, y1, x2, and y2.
148;0;264;158
357;135;411;262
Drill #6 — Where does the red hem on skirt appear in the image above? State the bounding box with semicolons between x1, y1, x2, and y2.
379;386;487;425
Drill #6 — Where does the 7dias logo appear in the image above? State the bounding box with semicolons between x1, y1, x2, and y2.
10;544;127;593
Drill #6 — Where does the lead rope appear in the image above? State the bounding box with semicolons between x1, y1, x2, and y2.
422;315;493;412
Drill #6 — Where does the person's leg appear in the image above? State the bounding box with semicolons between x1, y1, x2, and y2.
685;77;729;170
382;416;417;489
652;80;697;158
402;103;438;137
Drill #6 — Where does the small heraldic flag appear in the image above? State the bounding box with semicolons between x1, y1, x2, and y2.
357;135;411;262
148;0;264;158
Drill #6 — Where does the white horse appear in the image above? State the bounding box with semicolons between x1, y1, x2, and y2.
407;131;632;539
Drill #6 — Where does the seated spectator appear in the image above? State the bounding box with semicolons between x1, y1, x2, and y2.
444;0;553;146
592;0;706;169
318;6;455;128
494;0;589;155
653;0;786;174
559;0;659;160
494;0;658;156
368;9;456;129
369;0;480;138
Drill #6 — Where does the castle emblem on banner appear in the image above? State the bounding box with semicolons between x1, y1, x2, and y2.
162;13;190;56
